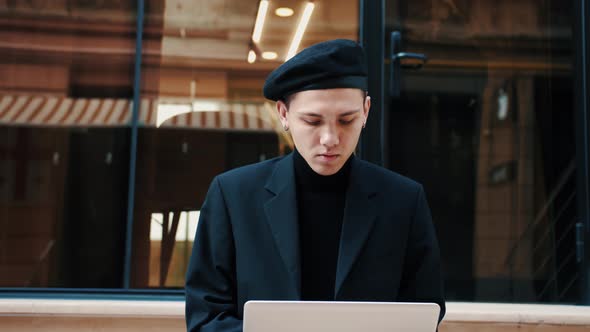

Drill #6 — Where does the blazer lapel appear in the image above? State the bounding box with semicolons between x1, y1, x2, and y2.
335;158;377;298
263;153;301;297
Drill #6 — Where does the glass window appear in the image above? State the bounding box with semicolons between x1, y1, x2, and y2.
0;2;137;288
130;0;359;288
385;0;578;302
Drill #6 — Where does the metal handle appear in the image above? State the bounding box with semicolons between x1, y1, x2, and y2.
394;52;428;69
390;31;428;98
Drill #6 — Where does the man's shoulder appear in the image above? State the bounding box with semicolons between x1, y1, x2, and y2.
356;158;422;193
216;155;285;185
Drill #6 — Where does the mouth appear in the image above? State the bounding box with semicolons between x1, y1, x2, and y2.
317;153;340;162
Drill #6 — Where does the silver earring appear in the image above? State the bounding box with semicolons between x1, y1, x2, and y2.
362;122;366;128
283;124;289;131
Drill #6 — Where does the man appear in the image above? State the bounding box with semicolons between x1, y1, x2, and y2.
185;39;445;332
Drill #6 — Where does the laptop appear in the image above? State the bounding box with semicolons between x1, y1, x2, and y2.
243;301;440;332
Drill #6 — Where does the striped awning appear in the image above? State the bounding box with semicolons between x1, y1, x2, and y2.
0;95;275;131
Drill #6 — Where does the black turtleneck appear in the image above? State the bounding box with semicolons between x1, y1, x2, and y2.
293;148;352;300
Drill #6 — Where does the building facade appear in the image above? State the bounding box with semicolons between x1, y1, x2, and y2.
0;0;589;310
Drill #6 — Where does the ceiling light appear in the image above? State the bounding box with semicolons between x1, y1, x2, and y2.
262;51;278;60
252;0;269;43
286;2;315;61
247;49;257;63
275;7;294;17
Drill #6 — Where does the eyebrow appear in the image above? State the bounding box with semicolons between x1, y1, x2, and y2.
299;110;361;117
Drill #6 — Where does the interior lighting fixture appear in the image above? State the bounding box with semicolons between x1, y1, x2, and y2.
248;49;257;63
285;1;315;61
275;7;294;17
252;0;270;43
262;51;278;60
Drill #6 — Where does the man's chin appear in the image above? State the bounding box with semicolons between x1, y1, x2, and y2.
310;163;342;176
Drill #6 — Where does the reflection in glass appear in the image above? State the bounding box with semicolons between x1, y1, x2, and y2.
149;210;199;287
386;0;577;303
0;1;137;287
130;0;359;288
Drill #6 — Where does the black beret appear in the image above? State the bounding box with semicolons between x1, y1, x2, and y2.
263;39;368;101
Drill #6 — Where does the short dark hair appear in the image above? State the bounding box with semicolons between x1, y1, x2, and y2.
281;90;368;109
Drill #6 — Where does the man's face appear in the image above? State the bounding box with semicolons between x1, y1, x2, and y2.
277;88;371;176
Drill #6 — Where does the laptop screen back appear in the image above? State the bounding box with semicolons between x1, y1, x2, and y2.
243;301;440;332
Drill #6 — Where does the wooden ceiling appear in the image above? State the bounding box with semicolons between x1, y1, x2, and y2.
0;0;573;100
159;0;358;64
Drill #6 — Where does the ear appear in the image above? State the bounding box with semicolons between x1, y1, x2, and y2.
276;100;289;129
363;96;371;123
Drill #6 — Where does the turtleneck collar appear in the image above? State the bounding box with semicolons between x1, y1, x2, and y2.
293;148;353;192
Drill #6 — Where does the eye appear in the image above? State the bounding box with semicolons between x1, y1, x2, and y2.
303;119;320;126
339;119;354;125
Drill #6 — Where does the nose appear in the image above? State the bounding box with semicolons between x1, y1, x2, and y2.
319;125;339;148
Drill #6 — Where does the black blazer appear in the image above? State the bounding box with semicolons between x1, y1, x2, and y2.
185;153;445;332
